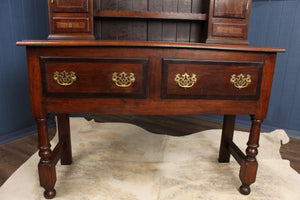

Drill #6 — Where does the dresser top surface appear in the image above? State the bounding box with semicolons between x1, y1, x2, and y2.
16;40;285;53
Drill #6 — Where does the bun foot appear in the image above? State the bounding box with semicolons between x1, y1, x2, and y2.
44;189;56;199
239;184;251;195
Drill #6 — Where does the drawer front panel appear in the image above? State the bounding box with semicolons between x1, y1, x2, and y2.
40;57;148;98
214;0;248;18
53;18;89;33
212;23;246;38
53;0;88;13
162;59;263;100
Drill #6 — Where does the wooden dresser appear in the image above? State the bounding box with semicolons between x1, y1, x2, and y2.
17;0;285;199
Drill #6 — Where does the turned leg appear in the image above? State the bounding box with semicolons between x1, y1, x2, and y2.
36;117;56;199
219;115;236;162
57;114;72;165
239;116;262;195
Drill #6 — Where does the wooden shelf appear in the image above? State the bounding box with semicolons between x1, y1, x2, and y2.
94;10;207;21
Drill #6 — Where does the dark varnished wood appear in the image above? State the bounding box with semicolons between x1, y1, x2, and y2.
40;57;148;98
219;115;236;162
17;40;285;52
206;0;252;45
48;0;253;44
212;23;247;38
48;0;94;40
53;0;89;13
17;0;285;198
57;114;72;165
36;117;56;199
94;10;207;21
239;116;262;195
17;41;283;198
162;59;263;100
214;0;248;18
52;17;90;33
94;0;208;42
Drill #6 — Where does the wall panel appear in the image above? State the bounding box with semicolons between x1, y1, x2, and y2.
0;0;50;144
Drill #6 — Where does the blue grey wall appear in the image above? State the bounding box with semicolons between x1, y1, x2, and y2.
0;0;50;144
202;0;300;138
0;0;300;144
249;0;300;137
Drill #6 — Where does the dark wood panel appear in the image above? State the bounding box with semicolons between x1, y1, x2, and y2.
53;0;88;13
212;23;247;38
99;18;200;42
94;0;207;13
118;0;132;10
162;0;178;41
101;0;117;10
101;19;148;41
132;21;147;41
192;0;209;13
94;10;207;21
177;0;192;42
162;21;177;41
131;0;148;41
40;57;149;98
214;0;248;19
191;0;207;42
100;19;118;40
148;0;163;41
93;0;208;42
132;0;148;11
94;18;102;39
162;59;263;100
148;20;163;41
93;0;102;10
190;22;204;42
53;17;90;33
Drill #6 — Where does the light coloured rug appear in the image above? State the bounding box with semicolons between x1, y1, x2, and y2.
0;117;299;200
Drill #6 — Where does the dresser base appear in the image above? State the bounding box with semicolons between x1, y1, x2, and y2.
16;40;284;198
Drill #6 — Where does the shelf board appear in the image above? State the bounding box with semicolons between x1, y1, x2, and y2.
94;10;207;21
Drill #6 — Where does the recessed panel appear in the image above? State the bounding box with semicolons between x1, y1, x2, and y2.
162;59;263;100
53;0;88;13
40;57;148;98
214;0;248;18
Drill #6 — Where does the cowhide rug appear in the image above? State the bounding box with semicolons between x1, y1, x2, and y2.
0;117;299;200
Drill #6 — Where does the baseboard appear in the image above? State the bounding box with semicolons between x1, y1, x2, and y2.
197;115;300;138
0;120;56;145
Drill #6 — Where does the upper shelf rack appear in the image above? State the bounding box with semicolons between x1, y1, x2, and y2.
94;10;207;21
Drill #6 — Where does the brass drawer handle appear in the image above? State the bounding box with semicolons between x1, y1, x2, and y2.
68;23;73;28
53;71;77;86
230;74;251;89
112;72;135;88
174;73;197;89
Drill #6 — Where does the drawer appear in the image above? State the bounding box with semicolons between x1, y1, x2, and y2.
52;0;89;13
212;23;246;38
53;18;89;33
214;0;248;19
162;59;263;100
40;57;148;98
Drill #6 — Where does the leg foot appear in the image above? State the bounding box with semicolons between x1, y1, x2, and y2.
238;116;262;195
36;117;57;199
239;184;251;195
44;189;56;199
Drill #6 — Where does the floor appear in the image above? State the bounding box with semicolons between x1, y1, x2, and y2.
0;115;299;187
